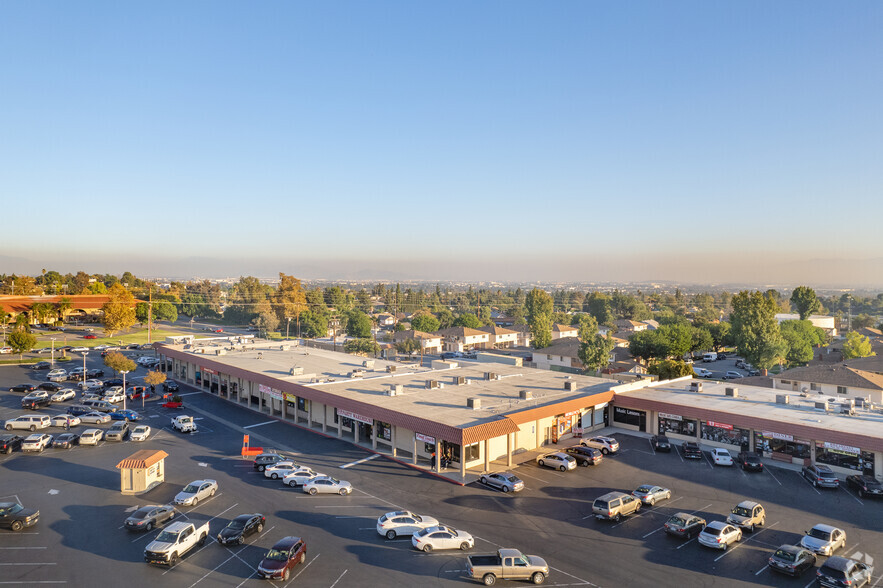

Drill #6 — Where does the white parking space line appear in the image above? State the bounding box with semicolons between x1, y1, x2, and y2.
764;466;782;486
713;522;780;561
328;570;347;587
188;544;249;588
353;489;402;510
205;503;239;523
0;563;56;566
0;547;47;550
161;536;218;576
676;538;697;550
755;564;770;576
474;535;503;548
177;392;202;397
674;446;685;463
340;454;379;469
702;452;715;469
844;488;865;505
798;472;823;494
870;573;883;588
243;420;277;429
0;582;66;585
548;565;598;587
612;497;684;528
648;438;656;454
513;470;555;484
285;554;318;586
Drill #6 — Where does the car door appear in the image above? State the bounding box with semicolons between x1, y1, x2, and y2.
397;516;417;534
198;483;211;500
434;530;455;549
622;495;637;514
317;479;331;493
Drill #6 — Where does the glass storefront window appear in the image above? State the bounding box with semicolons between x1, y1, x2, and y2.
614;407;645;427
815;443;875;475
754;431;810;459
658;415;696;437
701;422;750;448
463;443;480;462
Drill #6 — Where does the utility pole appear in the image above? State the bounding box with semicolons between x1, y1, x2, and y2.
147;285;153;344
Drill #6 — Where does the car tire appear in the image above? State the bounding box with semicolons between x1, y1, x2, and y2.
581;461;589;467
386;530;397;540
601;448;609;455
813;480;818;488
169;553;179;566
300;552;306;564
648;498;655;506
483;574;497;586
858;489;864;498
538;460;544;467
257;465;265;472
198;533;206;546
282;568;290;581
339;488;347;496
748;524;754;533
256;523;263;533
666;492;671;500
423;544;433;553
10;521;23;532
614;513;622;523
29;425;36;432
309;488;318;495
634;503;641;513
288;480;297;488
531;572;545;585
271;473;278;479
559;465;567;472
5;425;11;431
480;476;488;485
145;522;153;532
237;536;244;545
502;486;510;493
460;542;471;551
192;497;198;506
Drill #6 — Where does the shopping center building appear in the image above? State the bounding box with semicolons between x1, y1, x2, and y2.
154;339;883;483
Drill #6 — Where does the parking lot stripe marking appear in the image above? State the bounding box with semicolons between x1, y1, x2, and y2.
328;570;347;588
755;564;770;576
286;554;318;586
162;536;218;576
798;472;823;494
258;525;275;539
0;582;66;585
353;488;402;509
0;547;46;550
474;536;503;548
0;563;56;566
131;532;155;543
802;577;817;588
340;454;380;469
548;565;598;587
844;489;865;505
870;573;883;588
206;502;238;523
243;420;277;429
764;466;782;486
676;537;697;550
513;470;553;483
713;522;780;562
234;571;257;588
188;544;249;588
177;392;202;397
358;528;376;530
674;446;685;463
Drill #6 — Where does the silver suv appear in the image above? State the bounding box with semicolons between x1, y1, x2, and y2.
592;491;641;522
727;500;765;532
4;415;51;432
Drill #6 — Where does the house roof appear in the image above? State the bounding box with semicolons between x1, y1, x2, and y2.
642;320;659;329
433;327;488;338
838;355;883;375
552;324;577;332
773;365;883;391
856;327;883;338
614;319;644;328
535;337;581;357
116;450;169;470
393;330;439;342
477;325;518;335
0;294;139;314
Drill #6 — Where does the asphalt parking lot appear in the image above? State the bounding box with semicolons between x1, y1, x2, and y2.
2;360;882;587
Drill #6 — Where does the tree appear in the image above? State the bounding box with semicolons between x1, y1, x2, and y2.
852;313;876;330
103;351;136;375
253;298;279;335
453;313;482;329
298;309;328;338
584;293;615;326
7;330;36;359
657;324;692;359
790;286;821;320
355;289;372;313
779;320;818;366
344;338;379;356
274;273;307;328
526;288;553;349
89;282;108;294
345;310;373;338
628;330;662;363
842;332;875;359
580;333;616;375
395;337;421;358
143;370;167;394
101;283;136;336
31;302;54;324
55;297;72;324
730;291;788;372
410;312;440;333
648;359;694;380
707;322;732;351
691;327;714;354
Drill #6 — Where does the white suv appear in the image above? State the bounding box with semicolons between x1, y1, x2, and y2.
581;436;620;455
22;433;52;452
4;415;51;431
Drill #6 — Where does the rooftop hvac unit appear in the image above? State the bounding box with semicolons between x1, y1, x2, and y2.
215;349;226;356
425;380;440;389
725;387;738;397
280;344;290;351
290;366;304;376
386;365;397;374
815;401;829;411
454;376;466;386
564;381;574;391
840;405;855;416
689;382;703;393
387;384;403;396
363;360;375;369
485;372;498;381
349;370;364;378
520;390;533;400
775;394;789;404
467;397;481;410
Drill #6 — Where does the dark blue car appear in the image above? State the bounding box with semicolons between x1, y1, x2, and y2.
109;409;140;422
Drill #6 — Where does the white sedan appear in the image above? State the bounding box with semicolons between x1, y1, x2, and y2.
282;468;325;487
536;452;577;471
78;379;103;390
47;369;67;379
411;525;475;552
376;511;440;540
50;389;77;402
130;425;151;442
303;477;352;496
101;392;125;404
69;346;89;352
698;521;742;550
263;460;301;479
79;412;111;424
50;415;81;428
711;448;734;466
174;479;218;506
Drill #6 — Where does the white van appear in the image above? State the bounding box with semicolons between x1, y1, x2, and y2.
702;352;718;363
79;429;104;445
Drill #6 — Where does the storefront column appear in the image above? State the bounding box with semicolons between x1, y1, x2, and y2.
535;419;542;448
391;426;396;457
281;396;288;420
460;453;466;480
412;436;418;464
321;404;327;434
246;382;252;409
307;401;312;428
507;433;512;467
372;425;378;450
435;449;441;472
483;439;489;471
354;424;360;444
337;417;343;439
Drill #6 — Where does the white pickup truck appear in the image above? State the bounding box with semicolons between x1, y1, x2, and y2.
144;521;209;566
171;415;197;433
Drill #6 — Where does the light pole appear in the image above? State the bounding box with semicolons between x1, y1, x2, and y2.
81;351;88;392
121;370;129;411
50;338;56;367
286;317;291;340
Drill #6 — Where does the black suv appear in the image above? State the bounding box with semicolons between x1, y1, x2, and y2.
845;475;883;498
162;380;179;392
0;435;24;454
9;384;37;393
36;382;63;392
683;442;703;459
33;362;51;370
21;394;52;410
737;452;764;472
651;434;672;452
86;369;105;378
253;453;285;472
564;446;603;466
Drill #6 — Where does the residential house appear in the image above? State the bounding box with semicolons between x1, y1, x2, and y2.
532;337;583;373
602;347;647;376
552;323;578;340
433;327;490;352
375;313;396;328
477;325;519;349
775;314;838;337
392;330;443;355
772;364;883;404
507;324;532;347
614;319;648;333
642;319;659;330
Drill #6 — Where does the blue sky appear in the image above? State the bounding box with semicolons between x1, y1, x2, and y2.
2;2;881;285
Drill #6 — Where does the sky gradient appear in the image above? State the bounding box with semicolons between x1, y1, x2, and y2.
2;2;881;285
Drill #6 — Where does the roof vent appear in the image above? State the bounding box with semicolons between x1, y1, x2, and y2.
725;387;738;397
689;381;703;393
349;369;365;378
426;380;440;389
815;400;829;411
280;344;290;351
290;366;304;376
520;390;533;400
454;376;466;386
564;381;574;391
387;384;403;396
467;397;482;410
386;365;397;374
363;360;375;369
775;394;789;404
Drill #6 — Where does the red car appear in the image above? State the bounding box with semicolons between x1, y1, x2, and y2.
257;536;307;580
83;334;97;339
214;328;223;333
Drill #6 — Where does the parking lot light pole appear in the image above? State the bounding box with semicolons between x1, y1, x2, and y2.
50;338;56;367
81;351;88;392
121;370;129;411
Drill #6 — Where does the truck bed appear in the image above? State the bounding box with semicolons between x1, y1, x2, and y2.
467;555;502;567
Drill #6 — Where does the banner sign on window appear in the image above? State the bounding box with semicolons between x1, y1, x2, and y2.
416;433;435;444
823;441;860;455
337;409;373;424
762;431;793;441
707;421;733;430
202;367;215;375
659;412;682;421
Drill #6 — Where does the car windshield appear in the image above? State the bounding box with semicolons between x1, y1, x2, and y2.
732;506;751;517
156;530;178;543
818;470;837;478
667;516;687;526
134;427;147;433
636;486;653;493
704;526;723;536
774;549;796;562
5;504;23;515
265;549;290;561
183;484;199;493
227;519;246;529
809;528;832;540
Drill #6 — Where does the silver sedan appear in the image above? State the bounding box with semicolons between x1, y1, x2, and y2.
632;485;672;506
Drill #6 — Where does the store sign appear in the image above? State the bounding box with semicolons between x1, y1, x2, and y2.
202;367;215;375
337;409;373;425
563;410;581;418
823;441;860;455
659;412;682;421
762;431;793;441
283;393;297;403
594;402;609;410
258;384;282;400
707;420;733;430
416;433;435;444
615;407;643;417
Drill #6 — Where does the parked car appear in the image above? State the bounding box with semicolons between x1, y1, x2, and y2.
162;380;179;392
174;480;218;506
683;442;703;459
478;472;524;493
466;548;549;586
78;379;104;391
130;425;151;442
46;368;67;379
727;500;766;532
4;415;51;431
0;434;24;454
736;451;763;472
377;511;440;540
664;512;706;539
801;524;847;556
217;513;265;546
711;448;734;466
564;446;603;466
33;352;52;358
592;491;641;522
257;536;307;581
693;367;713;378
22;433;52;452
580;436;620;455
102;391;125;404
50;414;80;428
51;433;79;449
303;476;352;495
845;474;883;498
21;391;52;410
66;405;93;417
78;411;111;425
33;361;52;369
69;346;88;352
803;464;841;489
698;521;742;550
125;505;175;532
83;334;97;339
252;452;286;472
282;468;325;488
0;502;39;531
9;384;37;393
125;386;150;400
144;521;209;566
536;452;577;471
651;434;671;452
109;409;140;422
50;389;77;402
632;485;671;506
768;544;817;577
411;525;474;552
723;371;744;380
86;368;105;378
264;461;301;480
78;429;103;445
817;556;874;587
105;421;130;441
